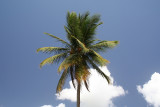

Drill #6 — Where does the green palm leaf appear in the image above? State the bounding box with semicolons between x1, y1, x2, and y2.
86;39;101;45
87;57;111;84
90;40;119;51
37;47;68;54
89;50;109;66
70;35;89;53
44;32;71;47
70;66;76;89
84;80;89;91
40;53;67;68
64;26;71;35
58;54;78;72
56;69;69;93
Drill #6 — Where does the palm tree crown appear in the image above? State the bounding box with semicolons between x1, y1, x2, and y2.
37;12;119;107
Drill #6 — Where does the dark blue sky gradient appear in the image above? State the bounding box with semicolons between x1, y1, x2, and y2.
0;0;160;107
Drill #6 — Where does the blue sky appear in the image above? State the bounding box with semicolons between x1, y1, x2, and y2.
0;0;160;107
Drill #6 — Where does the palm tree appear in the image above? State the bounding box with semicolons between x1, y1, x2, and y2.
37;12;119;107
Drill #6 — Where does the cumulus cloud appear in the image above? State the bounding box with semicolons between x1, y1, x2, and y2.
56;103;65;107
41;105;53;107
41;103;65;107
137;72;160;107
56;66;126;107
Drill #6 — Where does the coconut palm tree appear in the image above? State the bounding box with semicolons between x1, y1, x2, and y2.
37;12;119;107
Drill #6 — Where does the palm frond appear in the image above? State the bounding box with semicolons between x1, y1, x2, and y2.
56;69;69;93
79;11;89;22
90;14;101;25
85;39;101;48
82;66;90;91
88;50;109;66
70;66;76;89
40;53;67;68
90;40;119;51
58;54;79;73
37;47;69;54
87;57;111;84
96;22;103;27
75;66;82;83
64;26;77;47
44;32;71;47
81;62;90;81
81;14;102;43
74;62;90;86
84;80;90;91
66;12;82;39
70;35;89;53
64;26;71;35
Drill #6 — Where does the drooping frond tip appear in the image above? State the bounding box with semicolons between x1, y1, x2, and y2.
56;69;69;93
107;41;119;48
86;57;111;84
84;80;90;91
39;53;67;68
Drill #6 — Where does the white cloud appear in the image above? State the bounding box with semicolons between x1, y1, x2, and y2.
56;103;65;107
56;66;126;107
41;105;53;107
41;103;65;107
137;72;160;107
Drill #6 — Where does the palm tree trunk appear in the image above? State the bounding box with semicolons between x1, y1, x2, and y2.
77;82;81;107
